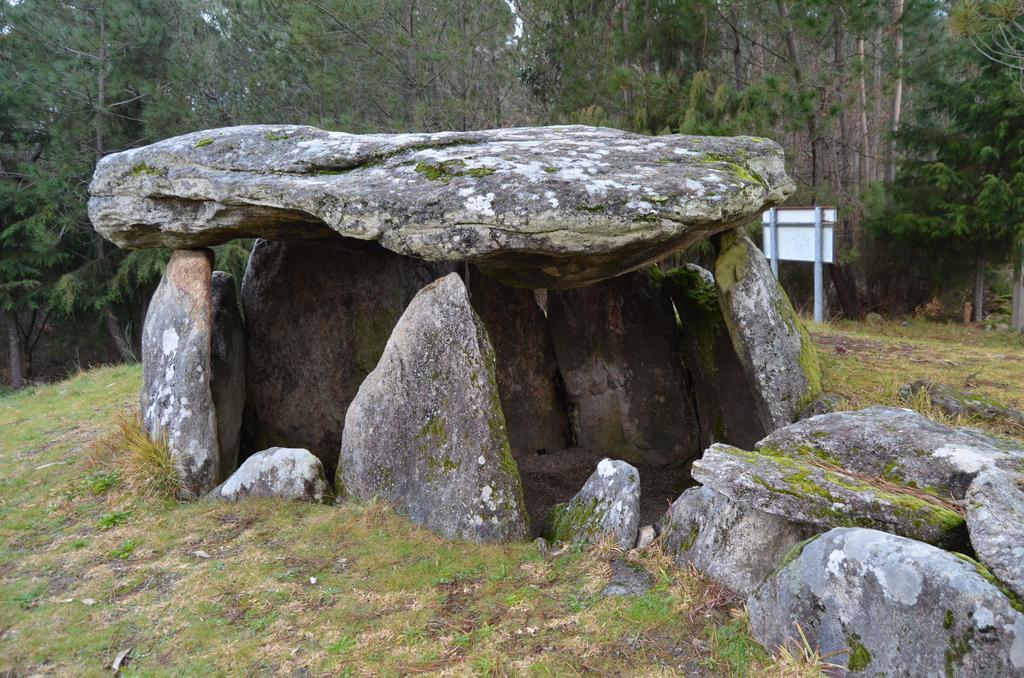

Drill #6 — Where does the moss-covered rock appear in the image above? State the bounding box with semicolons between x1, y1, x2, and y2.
339;273;529;543
543;458;640;549
748;527;1024;677
713;230;821;431
691;443;967;548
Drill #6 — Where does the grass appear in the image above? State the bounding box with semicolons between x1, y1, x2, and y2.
1;319;1021;675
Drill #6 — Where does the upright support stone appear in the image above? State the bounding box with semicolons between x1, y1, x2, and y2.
714;230;821;432
140;249;219;498
339;273;529;543
547;269;700;466
240;237;451;476
210;271;245;482
467;267;570;458
662;264;766;449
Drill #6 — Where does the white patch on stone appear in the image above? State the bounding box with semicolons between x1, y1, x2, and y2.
161;327;179;355
933;444;1001;473
873;562;922;606
1010;615;1024;667
597;459;616;478
465;193;496;217
826;549;846;577
974;605;995;630
477;455;486;465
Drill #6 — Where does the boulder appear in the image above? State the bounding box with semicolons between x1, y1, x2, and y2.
758;406;1024;500
796;393;841;420
967;469;1024;599
658;485;819;596
748;528;1024;676
467;268;569;457
88;125;794;288
140;249;219;499
543;458;641;549
660;264;765;448
240;237;450;476
210;271;245;482
714;230;821;431
207;447;328;502
547;270;700;466
900;379;1024;429
691;444;966;548
339;273;529;543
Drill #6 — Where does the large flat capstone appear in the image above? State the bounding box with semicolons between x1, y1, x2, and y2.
88;125;794;288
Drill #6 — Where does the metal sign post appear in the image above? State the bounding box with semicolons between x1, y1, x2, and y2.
761;206;836;324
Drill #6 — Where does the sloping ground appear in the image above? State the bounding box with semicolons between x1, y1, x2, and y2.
2;319;1020;676
0;369;774;676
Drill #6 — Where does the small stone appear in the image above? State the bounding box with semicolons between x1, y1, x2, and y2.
635;525;656;550
865;311;883;323
81;598;96;606
543;458;641;550
899;380;1024;430
191;550;212;559
797;393;842;420
601;559;654;597
207;447;329;503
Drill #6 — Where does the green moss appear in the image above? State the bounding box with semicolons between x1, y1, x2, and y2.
264;131;290;141
664;267;718;314
714;231;749;294
194;137;214;148
580;204;606;213
414;159;496;183
946;624;975;676
679;521;700;552
542;166;559;173
776;534;821;572
952;553;1024;613
545;497;605;544
130;163;164;177
943;610;955;629
417;416;449;447
846;634;872;672
699;153;766;188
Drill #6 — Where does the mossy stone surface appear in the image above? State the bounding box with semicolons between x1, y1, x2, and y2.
542;458;640;549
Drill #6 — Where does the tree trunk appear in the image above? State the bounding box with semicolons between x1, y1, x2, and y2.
4;310;24;390
1013;246;1024;331
973;256;986;323
857;36;870;185
884;0;905;186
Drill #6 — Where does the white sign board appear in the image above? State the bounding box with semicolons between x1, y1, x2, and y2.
761;208;836;264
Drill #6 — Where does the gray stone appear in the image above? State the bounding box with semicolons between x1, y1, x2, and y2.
691;444;966;548
339;273;528;543
208;447;328;502
661;264;765;448
543;458;641;549
758;405;1024;500
240;237;450;476
748;527;1024;676
547;270;700;466
796;393;841;420
467;268;569;457
601;559;654;597
967;469;1024;599
900;379;1024;429
140;249;219;499
658;485;819;596
88;125;794;288
210;271;245;482
714;230;821;431
865;311;883;323
635;525;656;550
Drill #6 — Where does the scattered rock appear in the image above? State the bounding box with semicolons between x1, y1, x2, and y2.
548;270;700;465
661;264;765;448
797;393;841;420
88;125;794;288
691;444;966;548
543;458;641;550
240;237;450;476
967;469;1024;599
467;268;569;457
635;525;656;550
210;271;245;482
900;379;1024;429
140;248;219;499
601;559;654;597
714;230;821;432
865;311;883;323
208;447;328;502
658;485;819;597
339;273;529;543
758;405;1024;500
748;527;1024;676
